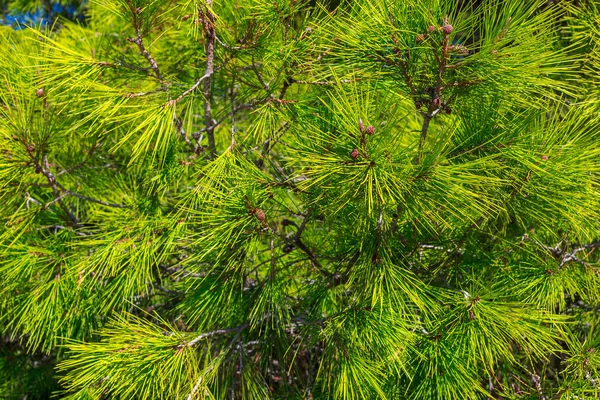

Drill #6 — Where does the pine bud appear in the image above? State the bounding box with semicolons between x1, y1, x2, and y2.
365;125;375;135
541;155;548;161
427;25;436;33
36;88;45;97
358;118;365;133
350;149;359;159
416;34;425;43
441;24;453;35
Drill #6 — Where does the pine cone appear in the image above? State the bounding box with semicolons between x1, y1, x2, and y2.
441;24;453;34
254;208;266;223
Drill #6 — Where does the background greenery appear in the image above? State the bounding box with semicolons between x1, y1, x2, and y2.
1;0;600;399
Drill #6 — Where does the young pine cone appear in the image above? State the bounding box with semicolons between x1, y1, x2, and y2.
441;24;454;34
254;208;266;223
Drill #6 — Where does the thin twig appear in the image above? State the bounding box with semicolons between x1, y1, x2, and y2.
229;74;236;150
56;142;100;176
173;114;198;153
272;230;330;278
36;151;79;226
293;79;355;85
180;323;249;349
251;54;271;93
170;73;211;105
59;188;131;209
126;2;164;83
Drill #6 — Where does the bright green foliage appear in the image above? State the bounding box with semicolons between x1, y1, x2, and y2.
1;0;600;399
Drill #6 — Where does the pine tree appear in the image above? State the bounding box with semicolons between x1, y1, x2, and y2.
1;0;600;398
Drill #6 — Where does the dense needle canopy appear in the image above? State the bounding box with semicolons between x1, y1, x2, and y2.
0;0;600;399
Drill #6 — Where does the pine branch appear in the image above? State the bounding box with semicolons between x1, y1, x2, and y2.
416;20;453;163
229;74;236;150
270;224;331;278
173;116;198;154
523;234;600;274
127;34;163;82
168;53;234;106
22;141;79;226
201;0;217;158
56;141;100;176
22;142;130;212
293;78;356;85
126;1;164;84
